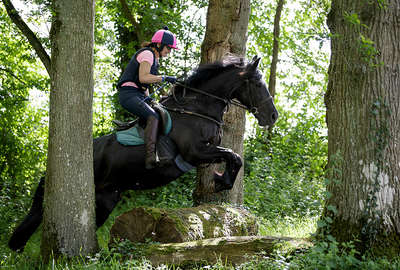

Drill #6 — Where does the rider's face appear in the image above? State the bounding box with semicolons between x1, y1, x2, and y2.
160;45;172;58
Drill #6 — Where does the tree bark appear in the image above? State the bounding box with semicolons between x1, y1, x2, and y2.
324;0;400;257
109;204;259;244
41;0;97;260
194;0;250;206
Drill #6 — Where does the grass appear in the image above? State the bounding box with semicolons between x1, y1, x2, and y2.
258;216;318;239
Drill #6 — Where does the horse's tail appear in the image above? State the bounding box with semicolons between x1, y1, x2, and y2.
8;176;44;252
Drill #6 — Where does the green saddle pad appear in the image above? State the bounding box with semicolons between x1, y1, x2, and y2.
116;110;172;146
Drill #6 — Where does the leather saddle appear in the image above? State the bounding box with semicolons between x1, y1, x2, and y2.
113;103;170;134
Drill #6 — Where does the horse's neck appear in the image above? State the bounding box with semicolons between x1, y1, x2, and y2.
163;85;228;123
201;74;239;99
164;71;241;120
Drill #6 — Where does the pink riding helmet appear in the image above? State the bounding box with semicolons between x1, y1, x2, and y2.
151;27;179;50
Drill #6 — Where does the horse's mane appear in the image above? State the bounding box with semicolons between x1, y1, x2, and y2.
183;55;247;88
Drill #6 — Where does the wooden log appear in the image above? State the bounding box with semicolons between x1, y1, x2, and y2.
130;236;312;266
109;204;259;244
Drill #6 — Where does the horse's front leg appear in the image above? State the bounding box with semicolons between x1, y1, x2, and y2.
191;146;243;192
212;147;243;192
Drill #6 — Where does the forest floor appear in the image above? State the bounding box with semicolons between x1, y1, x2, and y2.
2;215;399;269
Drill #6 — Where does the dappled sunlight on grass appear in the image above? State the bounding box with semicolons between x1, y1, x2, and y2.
258;216;318;239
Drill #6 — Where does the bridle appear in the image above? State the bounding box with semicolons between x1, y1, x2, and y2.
228;79;273;115
160;78;272;126
243;80;273;116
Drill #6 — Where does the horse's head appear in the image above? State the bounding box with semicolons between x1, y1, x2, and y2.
232;56;278;127
172;55;278;127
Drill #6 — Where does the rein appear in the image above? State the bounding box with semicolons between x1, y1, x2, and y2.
160;81;246;127
175;82;248;110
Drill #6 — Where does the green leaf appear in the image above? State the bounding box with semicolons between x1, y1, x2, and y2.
326;234;336;242
317;220;327;228
327;205;338;215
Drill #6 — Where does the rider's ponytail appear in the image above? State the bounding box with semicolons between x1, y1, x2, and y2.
141;41;151;48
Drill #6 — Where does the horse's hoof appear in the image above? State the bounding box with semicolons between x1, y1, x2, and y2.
213;172;232;192
8;238;25;252
215;182;233;193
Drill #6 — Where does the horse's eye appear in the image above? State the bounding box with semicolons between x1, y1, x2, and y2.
205;142;211;146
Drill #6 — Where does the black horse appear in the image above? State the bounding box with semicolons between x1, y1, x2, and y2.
8;56;278;251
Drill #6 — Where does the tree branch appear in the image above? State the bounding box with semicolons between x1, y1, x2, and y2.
1;0;51;76
119;0;140;30
0;67;27;85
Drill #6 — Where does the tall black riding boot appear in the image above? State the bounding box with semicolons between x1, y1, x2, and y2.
144;116;159;169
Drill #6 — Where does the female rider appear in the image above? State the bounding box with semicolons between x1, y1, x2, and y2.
117;27;178;169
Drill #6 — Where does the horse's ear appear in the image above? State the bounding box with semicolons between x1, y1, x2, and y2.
247;56;261;72
252;57;261;68
240;56;261;77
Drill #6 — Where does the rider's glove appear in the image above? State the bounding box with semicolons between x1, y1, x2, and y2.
144;97;155;105
162;76;177;84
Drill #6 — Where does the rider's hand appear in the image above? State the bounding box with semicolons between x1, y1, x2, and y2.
163;76;177;84
145;97;156;106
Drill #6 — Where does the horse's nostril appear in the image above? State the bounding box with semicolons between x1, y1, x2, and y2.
271;112;277;122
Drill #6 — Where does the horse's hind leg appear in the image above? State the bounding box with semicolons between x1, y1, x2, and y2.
95;189;121;228
8;177;45;252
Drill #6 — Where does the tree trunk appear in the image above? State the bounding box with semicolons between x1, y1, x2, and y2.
41;0;97;259
268;0;285;99
267;0;285;137
194;0;250;206
109;204;259;244
324;0;400;257
133;236;311;266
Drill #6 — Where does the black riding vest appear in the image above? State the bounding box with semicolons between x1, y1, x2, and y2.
117;48;159;89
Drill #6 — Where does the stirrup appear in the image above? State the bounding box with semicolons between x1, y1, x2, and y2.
145;152;160;169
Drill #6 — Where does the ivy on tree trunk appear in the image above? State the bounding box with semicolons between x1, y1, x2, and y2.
324;0;400;257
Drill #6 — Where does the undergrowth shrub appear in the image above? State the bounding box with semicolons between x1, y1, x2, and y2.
244;108;327;222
